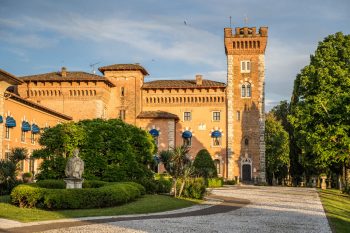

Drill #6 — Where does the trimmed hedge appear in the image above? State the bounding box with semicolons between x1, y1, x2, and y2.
207;178;224;188
36;180;65;189
11;182;145;209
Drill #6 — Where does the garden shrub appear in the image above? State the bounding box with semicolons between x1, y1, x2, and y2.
82;180;109;188
155;178;172;193
223;179;237;185
176;178;206;199
207;177;224;188
11;182;144;209
36;180;65;189
136;178;157;194
193;149;217;179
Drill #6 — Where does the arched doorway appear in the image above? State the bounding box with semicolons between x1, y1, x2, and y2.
241;157;252;182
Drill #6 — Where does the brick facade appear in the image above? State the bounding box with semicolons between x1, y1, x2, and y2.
2;26;268;181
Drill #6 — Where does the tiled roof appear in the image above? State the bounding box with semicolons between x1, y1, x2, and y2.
98;64;149;75
0;69;23;85
137;111;179;120
142;80;226;89
7;92;73;121
20;71;115;87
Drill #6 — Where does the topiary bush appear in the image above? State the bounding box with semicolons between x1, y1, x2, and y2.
207;177;223;188
11;182;145;209
193;149;217;179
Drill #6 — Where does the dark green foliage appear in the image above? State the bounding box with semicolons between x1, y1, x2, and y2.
36;180;65;189
34;119;156;182
8;148;28;164
154;178;172;193
193;149;217;178
265;114;290;185
11;182;144;209
82;180;109;188
177;178;206;199
289;32;350;186
0;148;27;195
207;178;223;188
0;160;17;195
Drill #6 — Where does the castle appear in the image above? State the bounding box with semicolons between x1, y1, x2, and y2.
0;26;268;181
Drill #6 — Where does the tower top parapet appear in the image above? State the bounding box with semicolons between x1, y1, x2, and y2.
224;26;268;55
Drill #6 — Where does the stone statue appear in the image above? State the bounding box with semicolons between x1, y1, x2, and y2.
65;148;84;179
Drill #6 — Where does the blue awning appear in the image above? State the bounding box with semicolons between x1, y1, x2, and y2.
182;131;192;138
5;116;16;128
32;124;40;134
211;130;222;138
22;121;31;132
149;129;159;137
0;115;3;123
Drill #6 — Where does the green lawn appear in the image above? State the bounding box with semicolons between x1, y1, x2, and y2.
0;194;199;222
318;189;350;233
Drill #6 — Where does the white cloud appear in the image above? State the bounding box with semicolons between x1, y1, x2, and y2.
7;15;224;68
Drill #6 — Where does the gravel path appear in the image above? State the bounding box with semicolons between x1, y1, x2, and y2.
0;186;331;233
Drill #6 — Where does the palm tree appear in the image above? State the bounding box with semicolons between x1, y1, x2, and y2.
160;145;192;197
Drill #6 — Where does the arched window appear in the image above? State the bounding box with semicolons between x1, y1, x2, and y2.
245;138;249;146
149;129;159;146
246;84;251;97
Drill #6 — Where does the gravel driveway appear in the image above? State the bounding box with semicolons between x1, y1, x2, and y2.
1;186;331;233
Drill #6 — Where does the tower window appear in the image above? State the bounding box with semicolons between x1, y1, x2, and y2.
120;87;125;97
241;60;251;73
241;83;252;98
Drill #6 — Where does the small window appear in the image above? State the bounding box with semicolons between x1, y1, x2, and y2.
119;110;126;121
241;83;252;98
29;158;35;174
120;87;125;97
5;152;10;160
214;159;221;175
183;137;192;147
213;112;220;121
241;85;246;97
237;111;241;121
31;132;35;144
246;84;251;97
184;112;191;121
245;138;249;146
21;131;26;142
212;137;221;146
5;127;10;139
241;60;251;73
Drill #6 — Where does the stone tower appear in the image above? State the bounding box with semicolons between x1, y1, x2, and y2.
224;26;268;182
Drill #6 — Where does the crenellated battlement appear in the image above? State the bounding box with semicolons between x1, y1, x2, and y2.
224;26;268;55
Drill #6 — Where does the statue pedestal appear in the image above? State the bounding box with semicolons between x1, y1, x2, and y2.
320;176;327;190
64;178;84;189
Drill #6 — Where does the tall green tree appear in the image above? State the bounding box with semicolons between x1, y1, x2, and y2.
265;114;290;185
289;32;350;187
34;119;156;181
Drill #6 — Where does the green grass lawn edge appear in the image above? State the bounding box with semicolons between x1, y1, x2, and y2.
0;194;200;222
318;189;350;233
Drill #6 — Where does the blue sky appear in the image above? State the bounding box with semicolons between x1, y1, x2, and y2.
1;0;349;110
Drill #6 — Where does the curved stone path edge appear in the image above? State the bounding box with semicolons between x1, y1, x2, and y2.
0;195;249;233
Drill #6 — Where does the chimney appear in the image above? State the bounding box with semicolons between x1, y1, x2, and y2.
61;67;67;77
196;74;203;85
